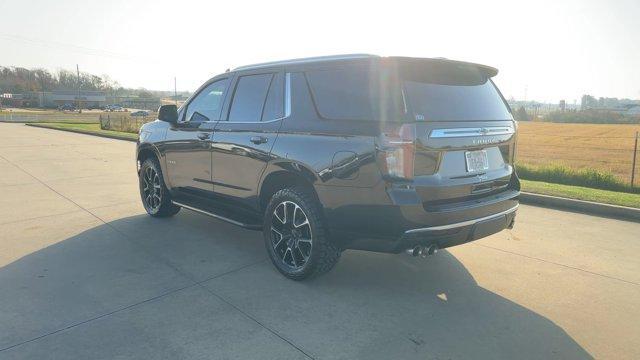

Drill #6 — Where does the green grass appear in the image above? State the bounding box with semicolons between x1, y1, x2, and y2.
521;179;640;208
30;122;137;140
516;163;640;194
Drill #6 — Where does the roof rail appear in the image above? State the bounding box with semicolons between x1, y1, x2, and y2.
233;54;379;71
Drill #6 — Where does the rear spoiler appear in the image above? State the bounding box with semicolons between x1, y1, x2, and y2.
387;56;499;77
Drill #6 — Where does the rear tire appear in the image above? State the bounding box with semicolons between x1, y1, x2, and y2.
263;187;341;280
139;158;181;217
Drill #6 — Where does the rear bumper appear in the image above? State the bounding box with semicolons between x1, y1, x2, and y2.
316;182;519;253
404;204;517;234
399;204;517;252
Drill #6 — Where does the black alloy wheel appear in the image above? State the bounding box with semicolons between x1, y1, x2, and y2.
139;158;180;217
270;200;313;270
263;187;341;280
141;165;162;213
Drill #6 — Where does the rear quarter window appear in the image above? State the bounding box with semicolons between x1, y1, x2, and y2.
305;68;379;120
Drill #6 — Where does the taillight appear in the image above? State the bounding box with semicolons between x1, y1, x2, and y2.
377;123;416;180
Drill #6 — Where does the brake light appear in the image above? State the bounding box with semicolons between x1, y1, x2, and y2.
378;123;416;180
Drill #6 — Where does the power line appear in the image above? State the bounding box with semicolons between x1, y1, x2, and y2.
0;33;139;61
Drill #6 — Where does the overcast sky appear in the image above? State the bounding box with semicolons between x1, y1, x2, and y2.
1;0;639;103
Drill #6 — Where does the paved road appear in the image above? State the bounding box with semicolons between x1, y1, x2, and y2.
1;123;638;359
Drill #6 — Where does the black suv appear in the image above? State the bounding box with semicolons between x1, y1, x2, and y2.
136;55;519;280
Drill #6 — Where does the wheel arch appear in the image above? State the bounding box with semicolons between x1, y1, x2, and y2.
136;144;171;187
137;145;158;165
258;164;322;213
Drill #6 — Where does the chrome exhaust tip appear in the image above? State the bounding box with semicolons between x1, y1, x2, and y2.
419;247;429;258
406;245;438;258
406;246;422;257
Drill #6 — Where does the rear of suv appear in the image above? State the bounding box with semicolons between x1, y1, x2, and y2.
136;54;519;280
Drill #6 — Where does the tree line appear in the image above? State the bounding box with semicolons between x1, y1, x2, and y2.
544;109;640;124
0;66;162;98
514;107;640;124
0;66;122;93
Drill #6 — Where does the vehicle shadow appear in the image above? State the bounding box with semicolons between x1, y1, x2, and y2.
0;211;592;359
311;250;593;359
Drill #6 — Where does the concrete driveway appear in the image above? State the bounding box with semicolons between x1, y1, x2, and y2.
0;122;638;359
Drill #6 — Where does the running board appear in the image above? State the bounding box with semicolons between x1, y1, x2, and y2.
172;201;262;230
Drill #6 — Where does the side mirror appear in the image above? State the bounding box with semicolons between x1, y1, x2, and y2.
157;105;178;124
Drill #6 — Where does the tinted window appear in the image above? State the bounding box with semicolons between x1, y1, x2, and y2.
400;62;511;121
228;74;273;122
261;73;284;121
403;81;511;121
185;78;229;122
306;68;379;120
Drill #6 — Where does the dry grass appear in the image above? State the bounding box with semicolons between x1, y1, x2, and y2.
517;122;640;183
29;122;138;140
100;113;156;133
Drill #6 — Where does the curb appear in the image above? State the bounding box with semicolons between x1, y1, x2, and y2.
25;123;137;142
519;192;640;222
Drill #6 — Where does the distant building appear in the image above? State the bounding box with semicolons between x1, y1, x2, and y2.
559;100;566;111
2;91;106;108
581;94;597;110
580;94;640;113
0;93;29;107
107;96;161;110
47;90;106;108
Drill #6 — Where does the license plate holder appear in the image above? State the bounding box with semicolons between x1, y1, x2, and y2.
465;150;489;173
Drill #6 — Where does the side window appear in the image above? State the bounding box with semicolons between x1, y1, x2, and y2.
184;78;229;122
228;73;274;122
261;73;284;121
306;68;378;120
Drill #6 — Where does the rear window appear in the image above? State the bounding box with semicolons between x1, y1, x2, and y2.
401;62;512;121
305;62;510;122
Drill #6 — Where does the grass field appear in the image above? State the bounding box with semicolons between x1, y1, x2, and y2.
517;122;640;184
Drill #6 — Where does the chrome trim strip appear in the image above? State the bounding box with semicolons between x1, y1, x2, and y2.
172;201;246;227
404;204;518;234
284;73;291;117
430;126;514;138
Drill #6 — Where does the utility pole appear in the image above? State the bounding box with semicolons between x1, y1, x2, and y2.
632;131;639;187
39;76;45;108
76;64;81;112
174;77;178;106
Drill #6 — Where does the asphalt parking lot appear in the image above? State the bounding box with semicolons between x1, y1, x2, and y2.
1;122;638;359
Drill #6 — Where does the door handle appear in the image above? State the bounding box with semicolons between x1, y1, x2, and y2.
250;136;268;144
197;132;211;140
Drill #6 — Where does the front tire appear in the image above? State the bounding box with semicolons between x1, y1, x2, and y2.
139;158;180;217
263;187;341;280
